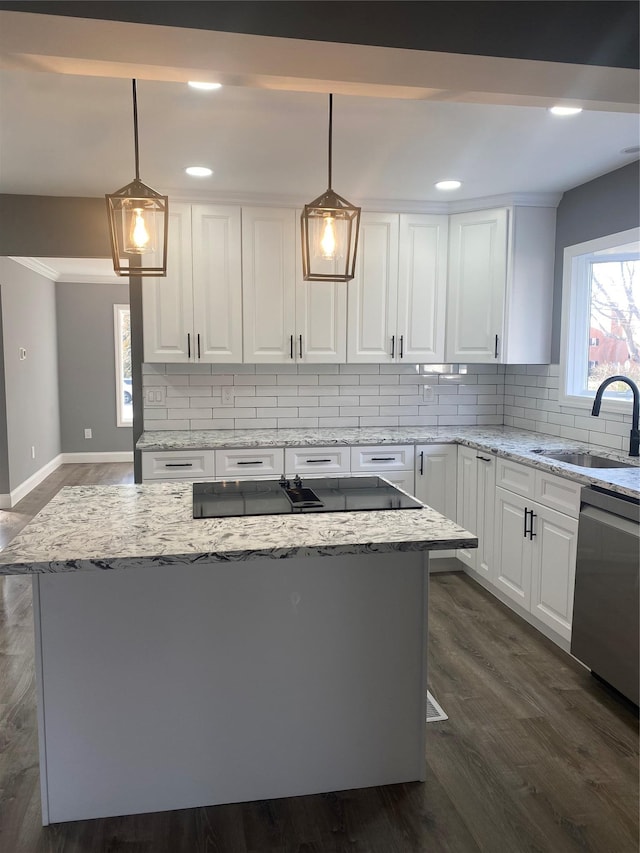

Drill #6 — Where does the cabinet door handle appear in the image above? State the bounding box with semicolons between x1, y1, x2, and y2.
529;510;537;540
197;333;201;359
391;335;395;358
419;450;424;476
299;334;303;359
290;334;294;360
476;455;491;462
306;458;331;464
494;334;499;359
165;462;193;468
187;333;191;359
523;507;529;539
236;460;264;466
399;335;404;359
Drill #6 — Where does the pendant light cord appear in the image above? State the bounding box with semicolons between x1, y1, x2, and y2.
328;93;333;190
132;79;140;181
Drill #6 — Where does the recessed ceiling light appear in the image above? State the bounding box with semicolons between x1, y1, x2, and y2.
185;166;213;177
435;180;462;191
549;106;583;116
188;81;222;91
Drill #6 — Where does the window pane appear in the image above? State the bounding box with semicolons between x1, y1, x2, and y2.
587;259;640;394
114;305;132;426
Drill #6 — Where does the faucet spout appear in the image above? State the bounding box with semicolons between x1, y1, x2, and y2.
591;374;639;457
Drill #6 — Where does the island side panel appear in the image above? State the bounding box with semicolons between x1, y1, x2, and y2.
36;552;428;824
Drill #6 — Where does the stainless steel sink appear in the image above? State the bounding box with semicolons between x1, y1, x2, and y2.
543;452;636;469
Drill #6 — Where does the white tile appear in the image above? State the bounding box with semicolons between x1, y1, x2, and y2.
299;407;340;417
143;408;168;419
360;396;400;406
278;374;319;385
590;431;624;450
605;420;635;438
237;374;273;385
234;396;277;407
189;375;233;386
422;405;458;416
399;415;438;426
380;364;419;375
235;418;277;429
142;363;166;374
318;374;354;385
276;386;322;397
210;407;255;418
399;395;425;405
575;415;606;433
278;396;319;407
165;363;212;374
321;395;358;407
380;405;418;416
229;386;256;397
458;384;484;395
277;417;319;428
476;415;504;425
166;386;213;397
258;407;297;418
190;419;235;430
300;363;336;374
560;425;590;442
318;417;360;427
340;406;379;417
143;375;170;386
167;407;213;419
225;364;256;374
458;405;497;416
359;416;399;427
149;420;190;430
340;364;379;374
438;415;478;425
475;394;504;405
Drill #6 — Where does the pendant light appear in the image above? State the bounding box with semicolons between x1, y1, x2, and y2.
106;80;168;277
301;94;361;282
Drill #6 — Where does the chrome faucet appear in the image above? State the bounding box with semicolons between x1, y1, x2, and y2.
591;375;639;457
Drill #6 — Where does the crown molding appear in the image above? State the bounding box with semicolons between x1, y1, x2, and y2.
8;256;121;284
8;256;59;279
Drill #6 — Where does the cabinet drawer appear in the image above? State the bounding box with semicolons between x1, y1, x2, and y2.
353;470;416;496
350;445;414;472
495;458;535;497
285;446;350;475
142;450;214;481
535;471;581;518
215;448;284;479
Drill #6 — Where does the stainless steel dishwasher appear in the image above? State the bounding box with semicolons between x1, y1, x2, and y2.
571;486;639;705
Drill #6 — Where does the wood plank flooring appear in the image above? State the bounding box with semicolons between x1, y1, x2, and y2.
0;464;637;852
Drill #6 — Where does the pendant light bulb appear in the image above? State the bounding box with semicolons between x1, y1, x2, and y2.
320;214;337;260
131;208;151;251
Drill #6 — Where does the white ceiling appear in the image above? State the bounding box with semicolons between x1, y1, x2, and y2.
1;69;638;206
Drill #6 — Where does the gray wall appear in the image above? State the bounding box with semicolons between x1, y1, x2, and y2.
0;294;9;493
552;160;640;361
0;258;61;491
56;281;133;454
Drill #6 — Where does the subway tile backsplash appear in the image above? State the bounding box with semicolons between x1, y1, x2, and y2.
142;362;633;452
142;363;505;431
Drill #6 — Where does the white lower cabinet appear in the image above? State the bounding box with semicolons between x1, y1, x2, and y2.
141;450;215;481
414;445;457;560
493;459;580;643
456;445;495;580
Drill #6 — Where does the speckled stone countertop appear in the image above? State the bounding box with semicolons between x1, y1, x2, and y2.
0;482;478;575
137;426;640;499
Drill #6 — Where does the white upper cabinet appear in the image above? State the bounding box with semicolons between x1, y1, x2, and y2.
242;207;347;364
445;206;556;364
347;212;447;363
242;207;297;363
143;203;242;363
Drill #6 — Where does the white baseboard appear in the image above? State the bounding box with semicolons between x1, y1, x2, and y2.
0;452;134;509
59;451;134;464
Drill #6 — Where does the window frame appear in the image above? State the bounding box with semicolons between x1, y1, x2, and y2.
114;303;132;428
559;226;640;413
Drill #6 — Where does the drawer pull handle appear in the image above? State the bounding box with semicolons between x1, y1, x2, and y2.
306;458;332;463
476;455;491;462
236;460;264;465
371;457;396;462
165;463;193;468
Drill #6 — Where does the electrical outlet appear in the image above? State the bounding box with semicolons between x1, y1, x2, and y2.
221;386;234;406
422;385;435;403
19;347;27;360
31;445;36;459
84;428;92;439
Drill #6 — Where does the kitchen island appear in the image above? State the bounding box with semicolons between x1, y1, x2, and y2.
0;481;477;825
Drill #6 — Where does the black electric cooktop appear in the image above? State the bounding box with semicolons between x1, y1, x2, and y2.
193;476;423;518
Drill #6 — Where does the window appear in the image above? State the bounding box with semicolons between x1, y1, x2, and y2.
560;227;640;411
114;304;132;427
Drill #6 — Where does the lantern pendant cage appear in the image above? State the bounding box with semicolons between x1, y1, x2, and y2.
301;94;361;282
106;80;168;277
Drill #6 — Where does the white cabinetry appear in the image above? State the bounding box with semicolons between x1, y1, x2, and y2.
445;206;556;364
141;449;215;481
143;204;242;363
493;459;580;642
215;447;284;480
347;213;448;363
284;447;351;475
242;207;347;364
351;445;415;495
414;445;457;560
456;445;495;580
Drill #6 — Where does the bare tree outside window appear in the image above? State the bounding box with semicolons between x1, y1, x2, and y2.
588;259;640;391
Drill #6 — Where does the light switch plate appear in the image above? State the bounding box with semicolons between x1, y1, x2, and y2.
145;388;166;407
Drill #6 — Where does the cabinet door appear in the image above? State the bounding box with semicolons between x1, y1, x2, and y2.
347;212;399;363
191;205;243;363
142;203;193;362
475;453;496;580
294;212;347;363
415;444;457;559
494;486;531;609
242;207;296;363
530;505;578;641
456;446;478;570
445;208;507;363
397;214;447;362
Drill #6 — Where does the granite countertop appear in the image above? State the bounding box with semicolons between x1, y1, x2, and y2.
137;426;640;499
0;482;478;575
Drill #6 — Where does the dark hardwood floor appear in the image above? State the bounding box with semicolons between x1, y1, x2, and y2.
0;464;637;852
